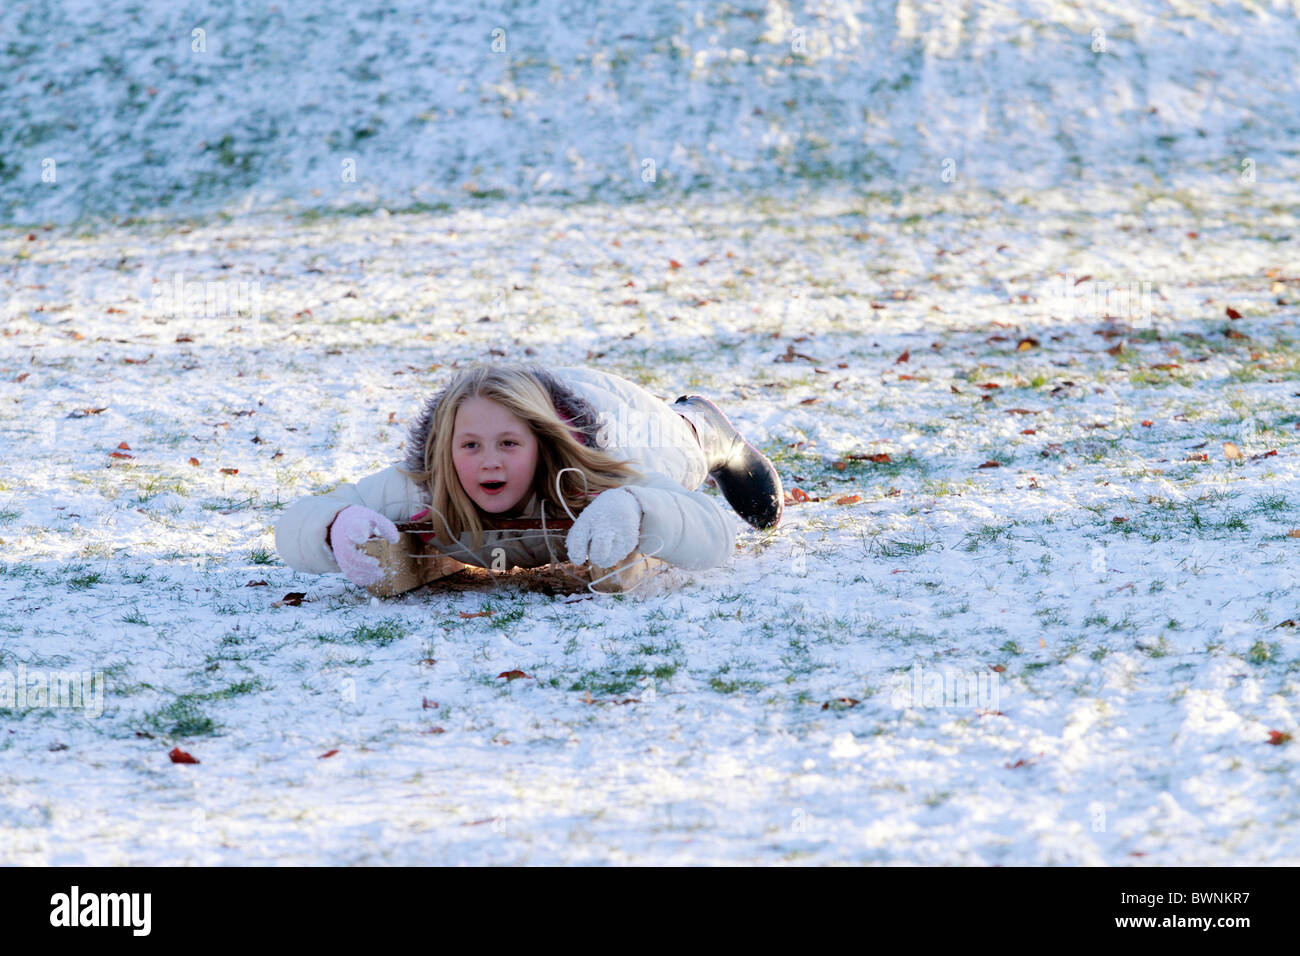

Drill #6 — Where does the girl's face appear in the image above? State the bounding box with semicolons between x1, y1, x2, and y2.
451;396;539;517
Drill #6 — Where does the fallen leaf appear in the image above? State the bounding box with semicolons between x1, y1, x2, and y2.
832;460;847;471
245;580;268;587
1112;516;1127;524
220;467;238;475
668;259;682;269
1186;453;1209;462
799;397;820;405
895;349;910;364
1140;420;1153;427
1226;307;1242;320
821;697;860;710
277;592;307;607
989;664;1006;673
1267;730;1292;746
886;487;901;497
978;460;1001;468
109;451;133;460
168;747;199;764
188;457;200;466
835;494;862;505
1020;428;1036;435
790;488;811;503
977;382;1001;390
459;610;493;619
1223;441;1243;460
319;749;339;759
1287;529;1300;538
1005;758;1030;769
1005;408;1038;415
497;670;530;681
1016;338;1039;350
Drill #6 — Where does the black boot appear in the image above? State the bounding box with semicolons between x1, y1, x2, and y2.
672;395;784;530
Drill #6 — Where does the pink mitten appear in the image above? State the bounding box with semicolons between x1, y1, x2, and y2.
329;505;401;587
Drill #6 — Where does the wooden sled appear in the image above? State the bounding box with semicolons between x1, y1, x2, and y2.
360;521;666;597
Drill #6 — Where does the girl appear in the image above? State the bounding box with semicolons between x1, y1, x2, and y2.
273;364;783;591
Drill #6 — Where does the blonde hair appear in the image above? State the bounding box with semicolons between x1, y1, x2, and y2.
398;364;644;551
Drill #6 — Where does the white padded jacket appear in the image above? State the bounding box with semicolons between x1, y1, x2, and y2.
273;366;738;575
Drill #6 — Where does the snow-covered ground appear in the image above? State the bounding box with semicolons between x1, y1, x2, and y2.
2;1;1299;864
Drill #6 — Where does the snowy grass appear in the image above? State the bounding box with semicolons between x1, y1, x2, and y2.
2;175;1299;862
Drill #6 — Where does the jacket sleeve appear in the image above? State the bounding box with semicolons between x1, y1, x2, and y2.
619;471;737;571
274;464;429;574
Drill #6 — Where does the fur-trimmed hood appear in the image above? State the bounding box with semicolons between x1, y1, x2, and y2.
401;364;606;477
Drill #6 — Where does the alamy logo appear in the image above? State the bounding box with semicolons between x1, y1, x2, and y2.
49;886;151;936
0;666;104;718
150;271;262;320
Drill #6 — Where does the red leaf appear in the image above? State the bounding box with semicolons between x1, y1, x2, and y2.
117;441;130;450
459;609;493;619
1140;420;1153;427
319;749;339;759
1268;730;1293;746
835;494;861;505
220;467;238;475
668;259;682;269
168;747;199;764
188;457;200;466
109;451;133;459
978;460;1001;468
1226;307;1242;319
977;382;1000;390
790;488;811;502
895;349;910;364
497;670;530;681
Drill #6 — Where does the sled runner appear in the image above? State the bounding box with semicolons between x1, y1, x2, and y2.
359;519;665;597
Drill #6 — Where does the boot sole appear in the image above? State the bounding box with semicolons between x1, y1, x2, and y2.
678;396;784;530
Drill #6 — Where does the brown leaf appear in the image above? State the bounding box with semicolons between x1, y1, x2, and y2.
109;451;133;460
895;349;910;364
832;460;847;471
977;382;1000;390
1005;408;1037;415
278;592;307;607
13;372;29;383
799;397;820;405
175;335;194;343
1223;441;1243;460
1140;420;1153;427
318;749;339;759
1016;338;1039;351
989;664;1006;672
1224;328;1249;339
821;697;860;710
1267;730;1292;746
1112;516;1127;524
1226;307;1242;320
459;610;493;619
790;488;812;503
188;457;200;466
668;259;682;269
168;747;199;764
497;670;530;681
835;494;862;505
977;460;1001;468
220;467;238;475
245;580;267;587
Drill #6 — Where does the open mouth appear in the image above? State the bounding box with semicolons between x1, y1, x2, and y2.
480;480;507;493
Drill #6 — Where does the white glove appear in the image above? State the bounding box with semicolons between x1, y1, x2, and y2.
566;488;642;567
329;505;401;587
